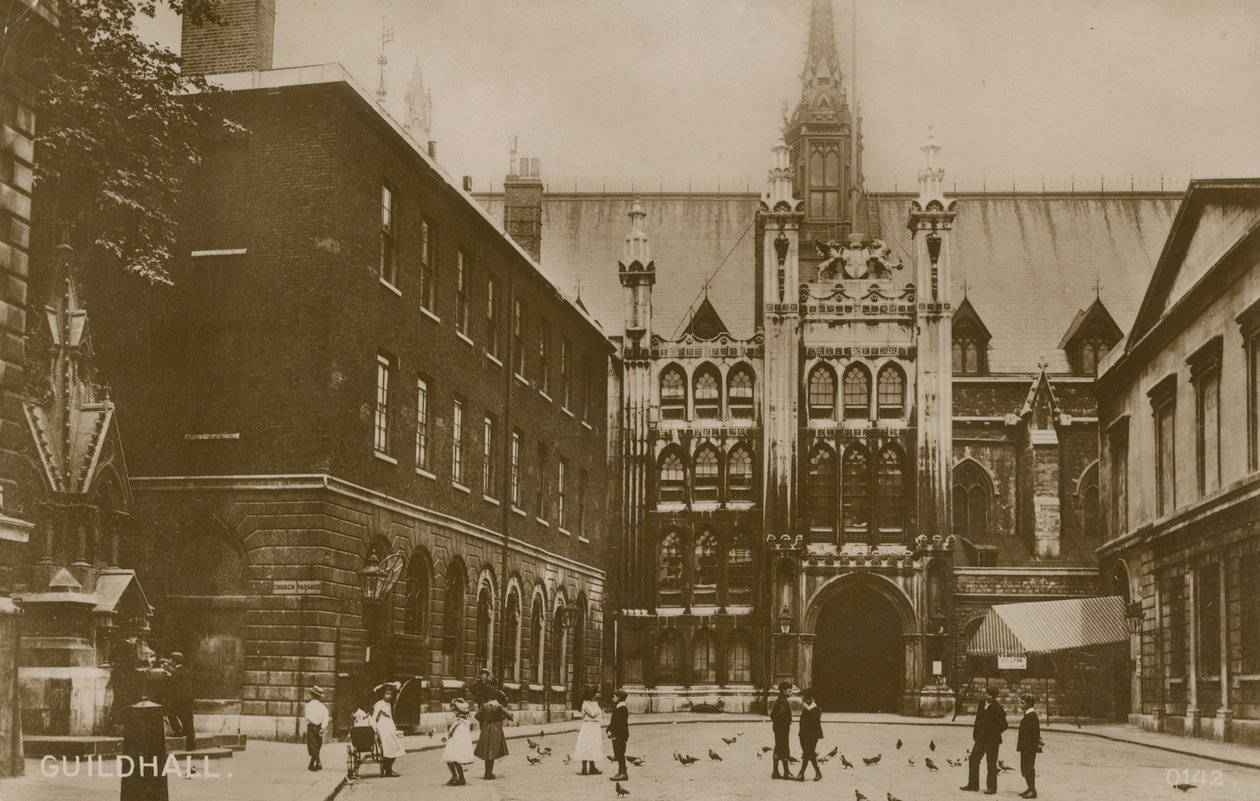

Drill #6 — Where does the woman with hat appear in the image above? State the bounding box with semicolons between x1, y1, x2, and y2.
473;689;514;779
443;696;475;785
372;682;406;777
573;686;605;775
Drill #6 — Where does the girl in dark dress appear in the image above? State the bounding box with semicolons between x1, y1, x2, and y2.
474;689;514;779
796;688;823;781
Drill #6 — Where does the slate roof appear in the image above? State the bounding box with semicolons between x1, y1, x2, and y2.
476;190;1181;372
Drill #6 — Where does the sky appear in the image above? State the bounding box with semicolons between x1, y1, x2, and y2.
139;0;1260;194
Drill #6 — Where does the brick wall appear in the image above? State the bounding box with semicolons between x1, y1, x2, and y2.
180;0;275;76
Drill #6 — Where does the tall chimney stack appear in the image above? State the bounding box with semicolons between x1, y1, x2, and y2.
504;140;543;263
181;0;276;76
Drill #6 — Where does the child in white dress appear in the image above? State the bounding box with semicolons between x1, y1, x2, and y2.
573;686;605;775
442;697;475;785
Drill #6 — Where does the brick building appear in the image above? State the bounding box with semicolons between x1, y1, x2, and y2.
477;0;1177;717
78;3;615;740
1097;179;1260;746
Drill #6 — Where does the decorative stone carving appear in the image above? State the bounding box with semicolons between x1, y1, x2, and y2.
815;235;903;280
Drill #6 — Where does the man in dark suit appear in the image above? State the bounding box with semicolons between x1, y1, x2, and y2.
607;688;630;781
770;681;793;780
961;685;1007;794
1016;694;1042;798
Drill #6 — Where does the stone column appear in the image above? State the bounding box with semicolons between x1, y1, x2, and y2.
1185;569;1200;735
1217;568;1232;740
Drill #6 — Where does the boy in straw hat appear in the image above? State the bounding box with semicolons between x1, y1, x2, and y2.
304;686;329;771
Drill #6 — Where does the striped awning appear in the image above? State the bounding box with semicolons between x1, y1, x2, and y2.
966;596;1129;657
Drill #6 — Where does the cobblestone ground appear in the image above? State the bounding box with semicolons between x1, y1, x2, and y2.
339;721;1260;801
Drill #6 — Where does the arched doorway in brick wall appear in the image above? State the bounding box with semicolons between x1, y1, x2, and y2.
809;574;914;713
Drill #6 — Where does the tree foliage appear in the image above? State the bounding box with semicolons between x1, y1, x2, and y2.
34;0;237;284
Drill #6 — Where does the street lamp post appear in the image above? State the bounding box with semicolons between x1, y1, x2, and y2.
358;551;404;688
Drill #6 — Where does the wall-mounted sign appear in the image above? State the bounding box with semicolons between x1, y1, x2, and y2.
998;655;1027;670
272;579;322;595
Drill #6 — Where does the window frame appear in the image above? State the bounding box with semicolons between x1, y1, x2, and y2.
380;183;397;288
510;429;523;508
451;396;466;485
374;353;393;456
419;216;435;310
455;248;470;336
486;275;501;359
482;414;498;497
415;375;431;471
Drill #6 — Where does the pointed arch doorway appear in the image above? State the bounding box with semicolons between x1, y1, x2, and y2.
812;582;905;712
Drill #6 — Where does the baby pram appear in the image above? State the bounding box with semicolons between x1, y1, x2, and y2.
345;713;383;779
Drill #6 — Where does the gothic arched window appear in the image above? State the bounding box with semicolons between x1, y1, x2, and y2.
728;365;755;419
694;530;718;602
693;364;721;419
877;445;905;533
727;532;753;603
952;461;993;539
474;586;493;673
660;365;687;420
691;628;717;684
807;445;837;533
952;336;984;375
502;589;521;682
842;444;870;532
725;629;754;684
727;445;754;501
1080;462;1101;541
404;548;431;635
530;594;545;684
658;450;685;503
877;364;906;419
807;364;836;420
843;364;871;419
693;446;720;502
658;530;684;605
657;628;684;685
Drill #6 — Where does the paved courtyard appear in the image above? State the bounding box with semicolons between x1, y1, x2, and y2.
342;720;1260;801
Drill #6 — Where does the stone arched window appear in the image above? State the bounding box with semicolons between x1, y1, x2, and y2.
807;444;837;533
694;529;718;603
442;557;467;675
877;363;906;419
691;628;717;684
952;461;993;539
724;628;754;684
807;364;836;420
474;584;493;673
656;628;685;685
727;532;754;604
658;449;686;503
693;445;720;502
658;530;684;605
693;363;721;419
877;444;905;533
501;588;521;682
953;336;984;375
727;365;755;419
530;593;545;684
843;364;871;419
403;548;431;635
660;365;687;420
727;444;754;501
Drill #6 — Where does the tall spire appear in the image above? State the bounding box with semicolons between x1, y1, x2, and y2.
404;58;432;141
797;0;847;119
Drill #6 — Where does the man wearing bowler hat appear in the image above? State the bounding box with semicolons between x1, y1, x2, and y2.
305;686;330;771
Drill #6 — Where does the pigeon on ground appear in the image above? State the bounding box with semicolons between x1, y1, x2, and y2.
607;755;617;762
563;754;571;764
862;754;882;766
674;751;682;763
840;755;855;769
527;738;540;750
817;756;829;764
929;739;936;751
615;781;631;797
539;729;546;738
627;756;645;767
895;739;903;750
538;746;552;756
925;758;939;772
1173;784;1196;792
526;755;542;766
998;760;1015;773
680;754;699;766
825;747;838;759
722;736;738;745
708;749;723;761
855;790;870;801
760;746;773;754
907;757;915;767
785;755;799;764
